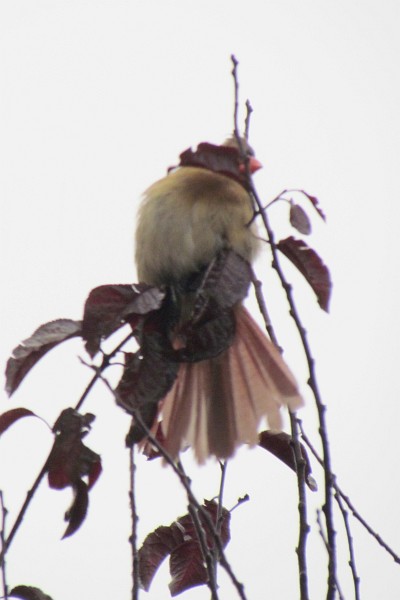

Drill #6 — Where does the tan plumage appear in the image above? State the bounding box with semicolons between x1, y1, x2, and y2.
135;144;303;462
136;166;258;286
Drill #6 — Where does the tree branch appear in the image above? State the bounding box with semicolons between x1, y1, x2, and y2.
0;331;134;567
129;446;139;600
0;492;9;599
231;54;312;600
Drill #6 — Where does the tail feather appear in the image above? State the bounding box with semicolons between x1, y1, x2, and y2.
161;305;303;463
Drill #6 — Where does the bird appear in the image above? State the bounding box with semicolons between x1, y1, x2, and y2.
135;137;303;463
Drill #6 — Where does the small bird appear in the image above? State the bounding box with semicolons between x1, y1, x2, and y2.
135;138;303;463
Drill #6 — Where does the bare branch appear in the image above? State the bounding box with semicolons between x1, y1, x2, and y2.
334;489;361;600
299;419;400;565
100;375;249;600
0;331;134;567
230;60;312;598
248;178;337;597
177;461;219;600
0;492;8;599
289;413;311;600
316;510;345;600
129;446;139;600
244;100;253;140
75;330;133;411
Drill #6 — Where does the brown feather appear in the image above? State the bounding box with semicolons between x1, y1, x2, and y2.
160;305;303;463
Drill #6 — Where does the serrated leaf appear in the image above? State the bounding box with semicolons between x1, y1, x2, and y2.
10;585;54;600
0;408;38;435
258;430;317;491
276;236;332;311
5;319;82;396
290;204;312;235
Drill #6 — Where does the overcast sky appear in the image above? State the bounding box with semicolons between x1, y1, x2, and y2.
1;1;400;599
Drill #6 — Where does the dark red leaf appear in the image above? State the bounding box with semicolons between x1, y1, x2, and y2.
258;430;317;491
173;250;250;362
201;499;231;547
5;319;82;396
290;203;312;235
138;500;230;594
82;283;165;357
174;304;235;363
0;408;38;435
169;540;207;597
194;250;252;311
178;142;246;187
62;480;89;538
88;459;102;489
177;500;231;549
276;236;332;311
117;330;179;443
138;525;184;591
10;585;53;600
47;410;101;491
47;412;97;537
301;190;326;221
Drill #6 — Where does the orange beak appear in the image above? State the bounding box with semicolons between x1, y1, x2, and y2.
239;156;263;175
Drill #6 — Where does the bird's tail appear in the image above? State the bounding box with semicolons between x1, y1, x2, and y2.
160;305;303;463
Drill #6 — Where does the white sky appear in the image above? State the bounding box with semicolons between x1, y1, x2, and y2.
1;1;400;599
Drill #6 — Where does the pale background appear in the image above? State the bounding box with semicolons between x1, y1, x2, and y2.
1;1;400;599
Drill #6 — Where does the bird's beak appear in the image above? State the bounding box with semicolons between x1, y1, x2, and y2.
239;157;263;175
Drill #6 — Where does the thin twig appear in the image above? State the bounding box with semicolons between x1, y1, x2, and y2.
0;492;8;599
98;375;248;600
0;459;50;566
339;490;400;565
252;269;310;599
230;495;250;513
244;100;253;140
0;332;134;567
250;270;280;348
316;510;345;600
144;428;247;600
213;461;228;586
250;177;336;599
289;413;310;600
177;461;219;600
299;420;400;565
334;489;361;600
231;55;311;600
216;461;228;534
231;55;240;141
129;446;139;600
75;330;133;411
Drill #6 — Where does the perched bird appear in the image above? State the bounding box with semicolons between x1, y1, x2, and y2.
135;138;303;463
